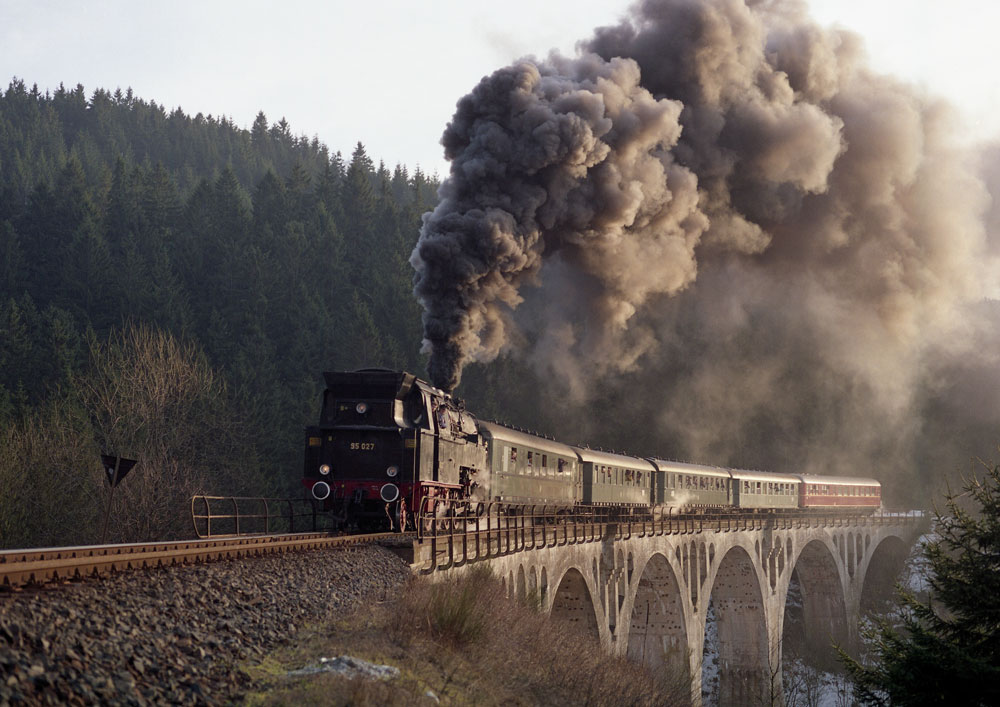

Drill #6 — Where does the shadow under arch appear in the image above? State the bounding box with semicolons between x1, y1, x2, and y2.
550;567;601;644
783;539;849;669
861;535;910;615
628;553;691;703
704;545;769;706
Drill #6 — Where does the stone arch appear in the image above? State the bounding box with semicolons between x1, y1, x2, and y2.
540;567;549;607
627;553;691;694
704;545;769;705
551;567;601;643
516;565;527;603
529;566;538;597
861;535;909;615
783;539;849;668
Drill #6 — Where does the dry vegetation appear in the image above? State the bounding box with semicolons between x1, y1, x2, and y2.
0;323;269;548
244;565;691;706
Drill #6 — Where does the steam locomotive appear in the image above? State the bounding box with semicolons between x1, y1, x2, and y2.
303;369;881;529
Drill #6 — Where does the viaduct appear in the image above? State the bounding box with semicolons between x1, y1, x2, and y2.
412;511;925;706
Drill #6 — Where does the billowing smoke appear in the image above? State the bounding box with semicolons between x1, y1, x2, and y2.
411;53;706;392
411;0;1000;504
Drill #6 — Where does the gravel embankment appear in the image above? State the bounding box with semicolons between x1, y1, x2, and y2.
0;542;412;705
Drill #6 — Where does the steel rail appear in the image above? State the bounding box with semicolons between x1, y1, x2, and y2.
0;531;411;590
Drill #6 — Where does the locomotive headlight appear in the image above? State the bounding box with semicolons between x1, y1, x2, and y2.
356;402;368;414
386;466;398;478
319;464;331;476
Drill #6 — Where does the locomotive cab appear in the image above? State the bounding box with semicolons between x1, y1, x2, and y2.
304;369;487;529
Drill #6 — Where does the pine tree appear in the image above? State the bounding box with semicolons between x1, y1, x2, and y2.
840;463;1000;705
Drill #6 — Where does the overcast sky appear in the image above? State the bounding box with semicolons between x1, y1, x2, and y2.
3;0;998;178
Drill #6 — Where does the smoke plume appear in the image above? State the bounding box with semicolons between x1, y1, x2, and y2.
411;0;1000;503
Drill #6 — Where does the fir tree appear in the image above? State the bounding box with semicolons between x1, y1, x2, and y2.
840;463;1000;706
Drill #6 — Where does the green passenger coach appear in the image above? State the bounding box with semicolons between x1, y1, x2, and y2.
731;469;800;510
479;421;580;505
576;447;656;507
652;459;732;509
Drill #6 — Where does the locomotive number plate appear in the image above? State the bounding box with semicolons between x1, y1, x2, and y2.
350;442;375;451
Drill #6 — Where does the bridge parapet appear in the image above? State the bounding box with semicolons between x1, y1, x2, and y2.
412;503;927;706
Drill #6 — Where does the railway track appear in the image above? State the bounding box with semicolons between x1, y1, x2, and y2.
0;531;414;590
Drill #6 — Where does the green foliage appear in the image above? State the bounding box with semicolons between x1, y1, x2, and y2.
840;462;1000;705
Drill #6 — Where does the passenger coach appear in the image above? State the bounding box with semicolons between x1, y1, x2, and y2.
796;475;881;511
652;459;732;510
731;469;800;510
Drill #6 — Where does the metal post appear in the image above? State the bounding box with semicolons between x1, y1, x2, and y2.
100;456;121;544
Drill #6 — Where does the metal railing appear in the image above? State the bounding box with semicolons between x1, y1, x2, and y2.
190;496;331;538
414;497;926;572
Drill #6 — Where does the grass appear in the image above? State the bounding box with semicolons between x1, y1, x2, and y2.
243;565;691;706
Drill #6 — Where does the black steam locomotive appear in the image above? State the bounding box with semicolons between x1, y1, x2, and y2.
303;369;881;529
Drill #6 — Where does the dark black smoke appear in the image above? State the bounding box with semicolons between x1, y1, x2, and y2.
411;0;1000;504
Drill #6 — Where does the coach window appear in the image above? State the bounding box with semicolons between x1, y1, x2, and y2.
541;454;548;474
527;451;533;472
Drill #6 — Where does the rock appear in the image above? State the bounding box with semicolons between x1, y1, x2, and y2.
289;655;401;680
0;545;411;703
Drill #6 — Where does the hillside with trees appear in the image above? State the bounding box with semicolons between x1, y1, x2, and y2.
0;78;441;547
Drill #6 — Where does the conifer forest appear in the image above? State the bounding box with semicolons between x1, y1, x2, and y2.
0;79;447;547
